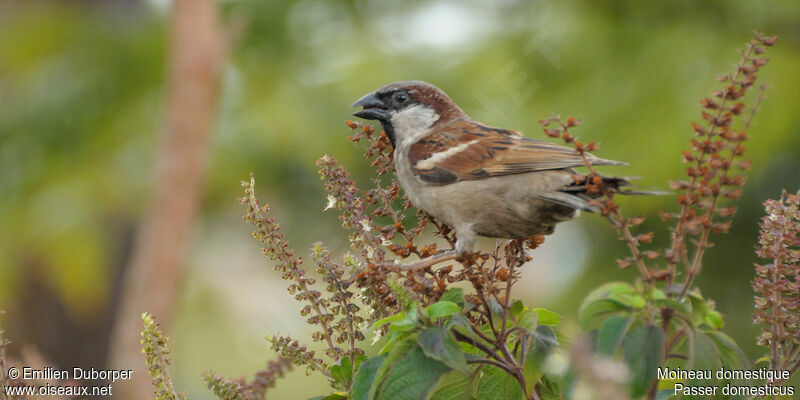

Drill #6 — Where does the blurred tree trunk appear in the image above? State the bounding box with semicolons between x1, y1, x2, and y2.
108;0;224;397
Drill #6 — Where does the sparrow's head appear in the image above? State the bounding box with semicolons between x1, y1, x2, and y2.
351;80;466;148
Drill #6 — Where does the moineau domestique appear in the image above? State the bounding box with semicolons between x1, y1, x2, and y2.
658;367;791;383
658;367;713;380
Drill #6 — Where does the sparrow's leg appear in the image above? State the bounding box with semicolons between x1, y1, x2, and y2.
390;249;459;271
453;226;476;255
388;225;475;271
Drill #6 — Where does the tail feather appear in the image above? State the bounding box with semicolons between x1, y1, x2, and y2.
537;191;598;212
539;175;667;212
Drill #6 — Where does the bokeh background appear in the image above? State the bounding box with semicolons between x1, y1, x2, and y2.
1;0;799;398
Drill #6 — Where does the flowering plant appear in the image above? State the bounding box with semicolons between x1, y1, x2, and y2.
130;32;798;400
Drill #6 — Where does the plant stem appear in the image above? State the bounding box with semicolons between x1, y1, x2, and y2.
452;329;504;363
678;84;766;299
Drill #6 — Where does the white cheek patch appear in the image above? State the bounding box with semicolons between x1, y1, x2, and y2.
390;105;439;147
415;140;479;170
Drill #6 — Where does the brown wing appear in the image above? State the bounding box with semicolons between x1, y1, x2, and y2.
408;119;624;185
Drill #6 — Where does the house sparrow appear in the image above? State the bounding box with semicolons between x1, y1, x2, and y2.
352;80;630;270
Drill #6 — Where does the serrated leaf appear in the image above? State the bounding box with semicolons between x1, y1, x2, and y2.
419;327;471;375
533;308;561;326
523;325;558;392
441;288;466;309
596;316;631;356
707;331;748;370
330;356;357;388
350;354;387;400
374;339;417;393
687;330;720;388
430;376;471;400
476;366;524;400
426;301;461;319
623;324;664;398
373;345;451;400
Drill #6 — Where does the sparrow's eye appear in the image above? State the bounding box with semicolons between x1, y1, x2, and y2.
394;92;409;104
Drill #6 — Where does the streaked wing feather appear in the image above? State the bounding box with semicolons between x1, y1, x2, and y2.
408;119;624;185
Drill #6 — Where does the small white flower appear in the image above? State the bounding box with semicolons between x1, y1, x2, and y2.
323;195;336;211
371;329;384;345
365;245;374;259
360;219;373;232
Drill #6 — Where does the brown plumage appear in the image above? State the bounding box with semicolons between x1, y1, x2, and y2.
351;81;633;270
408;119;624;185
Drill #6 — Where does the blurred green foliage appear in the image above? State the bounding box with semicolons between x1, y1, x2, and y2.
1;0;798;398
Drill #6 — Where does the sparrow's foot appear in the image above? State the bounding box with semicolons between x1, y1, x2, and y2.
387;249;459;271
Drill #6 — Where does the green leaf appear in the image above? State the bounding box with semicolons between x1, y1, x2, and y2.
430;376;471;400
390;307;420;333
687;330;720;388
321;394;348;400
476;366;524;400
533;308;561;326
373;345;451;400
523;326;558;392
612;293;646;309
578;299;630;330
441;288;466;309
655;389;678;400
650;288;667;300
623;324;664;398
372;312;405;331
426;301;461;319
350;355;387;400
378;309;421;354
488;297;503;317
596;316;631;356
375;339;417;388
652;298;692;322
707;331;748;370
703;310;724;330
330;356;360;389
418;327;471;375
580;281;637;307
578;282;636;329
509;300;524;319
687;291;709;327
447;314;473;333
517;310;538;332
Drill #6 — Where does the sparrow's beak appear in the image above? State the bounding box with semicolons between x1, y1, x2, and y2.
351;91;389;121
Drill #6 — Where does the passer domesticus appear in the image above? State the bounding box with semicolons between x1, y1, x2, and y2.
352;80;629;269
